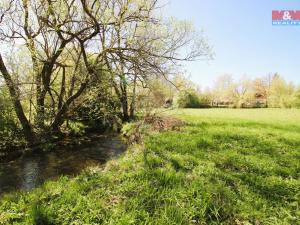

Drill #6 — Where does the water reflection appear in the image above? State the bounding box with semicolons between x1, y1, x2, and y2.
22;160;40;191
0;136;126;196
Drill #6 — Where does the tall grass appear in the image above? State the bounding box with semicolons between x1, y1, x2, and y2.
1;109;299;224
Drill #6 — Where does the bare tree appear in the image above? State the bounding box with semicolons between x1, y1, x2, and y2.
0;0;212;144
97;2;212;120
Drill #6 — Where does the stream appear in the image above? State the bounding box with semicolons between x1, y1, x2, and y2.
0;136;126;196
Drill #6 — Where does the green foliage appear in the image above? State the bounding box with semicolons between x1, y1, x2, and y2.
268;75;295;108
121;122;137;137
74;65;121;132
145;78;176;108
177;90;202;108
0;89;24;151
177;90;211;108
1;109;300;224
121;121;150;144
211;74;300;109
293;87;300;108
198;93;212;107
29;202;54;225
68;121;86;136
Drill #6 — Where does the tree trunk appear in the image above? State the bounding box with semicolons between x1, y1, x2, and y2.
121;95;130;122
36;89;46;129
129;73;137;119
35;41;67;130
0;54;36;144
51;81;88;132
120;77;130;122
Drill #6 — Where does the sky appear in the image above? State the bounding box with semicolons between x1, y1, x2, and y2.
165;0;300;89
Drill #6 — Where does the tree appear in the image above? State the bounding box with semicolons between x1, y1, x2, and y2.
253;77;269;107
212;75;235;107
0;0;212;145
0;87;22;148
100;12;212;121
294;86;300;107
0;0;107;139
0;54;35;142
232;77;253;108
268;73;294;108
209;73;298;109
177;89;201;108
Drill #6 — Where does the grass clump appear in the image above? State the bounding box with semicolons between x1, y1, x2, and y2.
1;108;300;224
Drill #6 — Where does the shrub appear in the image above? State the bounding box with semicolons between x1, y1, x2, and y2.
0;90;24;150
177;90;201;108
177;90;210;108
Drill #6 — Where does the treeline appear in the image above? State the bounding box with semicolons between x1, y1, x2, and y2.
0;0;211;150
176;73;300;109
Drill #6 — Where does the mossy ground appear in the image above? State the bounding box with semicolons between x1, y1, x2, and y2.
1;109;299;225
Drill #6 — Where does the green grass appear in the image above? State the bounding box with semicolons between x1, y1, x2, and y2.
1;109;300;224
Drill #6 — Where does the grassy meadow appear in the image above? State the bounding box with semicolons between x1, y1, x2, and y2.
1;109;300;224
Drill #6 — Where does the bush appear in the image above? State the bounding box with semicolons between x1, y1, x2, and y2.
177;90;210;108
73;80;121;133
198;93;212;108
0;90;24;150
293;88;300;108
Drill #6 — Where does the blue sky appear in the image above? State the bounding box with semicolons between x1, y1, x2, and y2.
166;0;300;89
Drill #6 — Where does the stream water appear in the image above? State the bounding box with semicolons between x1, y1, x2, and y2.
0;136;126;196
